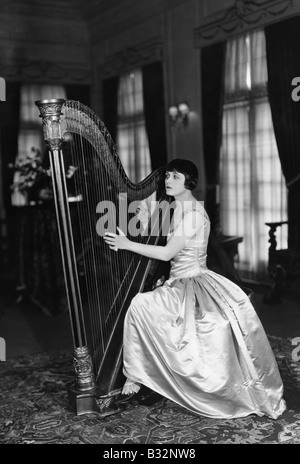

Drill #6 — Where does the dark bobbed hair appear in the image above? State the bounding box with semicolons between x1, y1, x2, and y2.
164;158;198;191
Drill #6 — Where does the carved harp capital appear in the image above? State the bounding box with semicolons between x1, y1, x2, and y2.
35;98;66;151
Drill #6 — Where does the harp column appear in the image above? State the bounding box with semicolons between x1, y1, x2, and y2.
35;99;96;393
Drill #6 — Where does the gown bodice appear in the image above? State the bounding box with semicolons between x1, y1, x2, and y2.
167;202;211;279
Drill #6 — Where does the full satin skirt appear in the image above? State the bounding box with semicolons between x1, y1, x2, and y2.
123;270;286;419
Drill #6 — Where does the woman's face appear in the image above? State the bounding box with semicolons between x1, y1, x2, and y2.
165;170;187;197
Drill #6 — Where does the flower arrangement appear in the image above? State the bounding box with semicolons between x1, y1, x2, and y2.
9;146;79;204
9;147;52;198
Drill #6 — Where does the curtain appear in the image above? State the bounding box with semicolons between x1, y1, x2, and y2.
142;61;167;171
0;82;21;266
201;42;226;227
116;69;152;183
102;76;119;144
66;84;90;108
18;84;66;125
11;84;67;207
102;62;167;182
265;17;300;251
17;83;66;161
220;31;287;280
0;82;21;211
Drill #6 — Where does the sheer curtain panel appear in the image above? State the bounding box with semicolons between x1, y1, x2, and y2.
219;31;287;281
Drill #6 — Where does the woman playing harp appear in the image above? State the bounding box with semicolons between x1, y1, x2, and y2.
35;98;172;411
104;158;286;419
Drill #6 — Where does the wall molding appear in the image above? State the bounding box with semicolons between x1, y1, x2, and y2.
98;39;164;79
194;0;298;47
0;59;91;84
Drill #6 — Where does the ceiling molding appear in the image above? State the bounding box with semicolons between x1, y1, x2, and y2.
194;0;298;47
98;39;164;79
1;59;91;84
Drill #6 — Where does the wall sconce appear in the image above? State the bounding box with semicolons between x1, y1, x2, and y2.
168;102;190;130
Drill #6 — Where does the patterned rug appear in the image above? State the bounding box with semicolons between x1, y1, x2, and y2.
1;335;300;445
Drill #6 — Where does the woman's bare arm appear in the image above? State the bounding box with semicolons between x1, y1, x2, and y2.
103;210;202;261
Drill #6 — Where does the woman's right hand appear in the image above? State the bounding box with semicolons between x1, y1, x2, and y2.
103;227;130;252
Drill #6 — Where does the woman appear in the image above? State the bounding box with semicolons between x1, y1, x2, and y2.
103;158;286;419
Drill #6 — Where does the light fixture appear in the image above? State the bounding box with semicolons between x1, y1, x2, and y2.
168;102;190;130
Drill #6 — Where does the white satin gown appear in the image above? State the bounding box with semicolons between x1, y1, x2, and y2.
123;202;286;419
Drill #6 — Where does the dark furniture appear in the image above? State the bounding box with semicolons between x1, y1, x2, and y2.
207;232;243;285
265;221;300;303
15;199;82;316
15;202;67;315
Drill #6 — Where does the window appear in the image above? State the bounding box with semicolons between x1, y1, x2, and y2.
116;69;152;183
17;84;66;160
12;84;66;206
219;31;287;281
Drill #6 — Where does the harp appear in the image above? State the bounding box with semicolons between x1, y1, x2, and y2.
35;99;171;417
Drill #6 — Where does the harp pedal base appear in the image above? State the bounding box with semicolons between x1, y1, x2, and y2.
68;385;122;418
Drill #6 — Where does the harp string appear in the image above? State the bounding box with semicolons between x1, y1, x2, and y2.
66;122;132;367
81;134;104;358
62;100;164;377
67;110;106;364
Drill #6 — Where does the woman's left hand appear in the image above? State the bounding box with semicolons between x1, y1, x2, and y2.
103;227;129;252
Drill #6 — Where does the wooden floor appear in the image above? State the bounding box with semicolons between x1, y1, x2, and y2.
0;273;299;360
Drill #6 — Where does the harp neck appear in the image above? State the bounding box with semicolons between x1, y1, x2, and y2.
35;98;164;200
